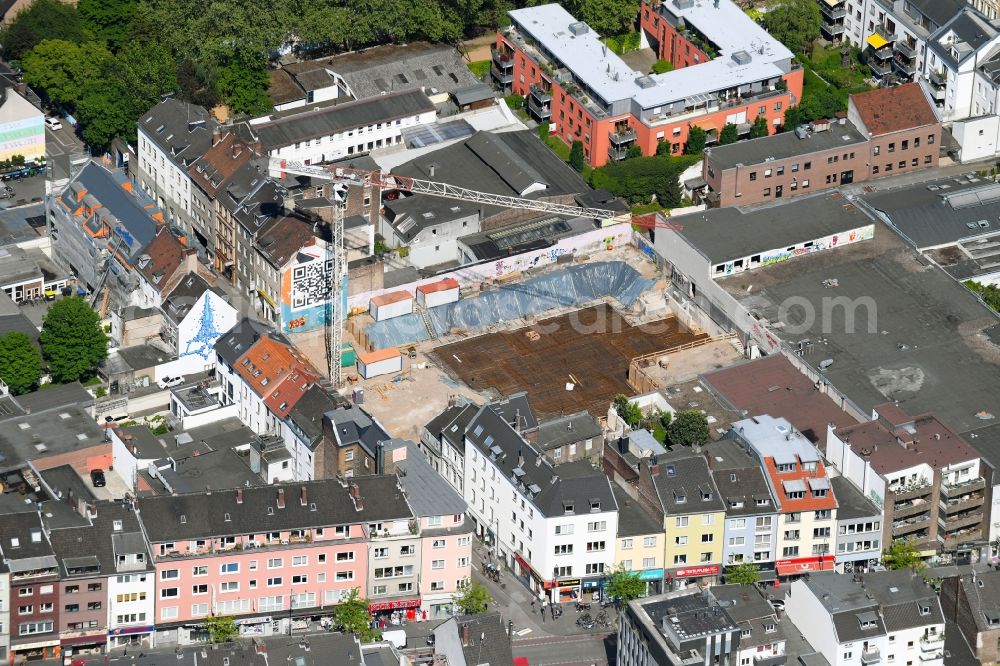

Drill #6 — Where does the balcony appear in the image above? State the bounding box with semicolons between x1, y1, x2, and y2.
893;515;930;537
940;511;983;531
920;634;944;650
918;650;943;663
609;127;637;145
893;499;931;519
490;65;513;86
891;482;933;501
942;529;983;548
929;70;947;87
895;41;916;59
527;97;551;120
940;477;986;498
529;83;552;104
492;49;514;69
893;57;916;76
822;4;847;19
821;22;846;37
608;144;630;161
861;647;880;665
941;493;984;514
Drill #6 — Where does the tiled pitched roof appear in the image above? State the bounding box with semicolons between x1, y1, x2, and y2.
850;82;938;136
189;130;256;198
234;334;318;417
137;226;190;293
256;215;319;268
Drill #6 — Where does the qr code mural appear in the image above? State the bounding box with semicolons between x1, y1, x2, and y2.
290;258;333;310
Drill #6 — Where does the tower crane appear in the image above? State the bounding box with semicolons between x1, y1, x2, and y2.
270;158;683;387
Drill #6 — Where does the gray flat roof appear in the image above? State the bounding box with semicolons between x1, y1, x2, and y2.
665;191;871;265
717;221;1000;440
830;476;880;521
706;122;868;170
863;173;1000;250
0;404;102;472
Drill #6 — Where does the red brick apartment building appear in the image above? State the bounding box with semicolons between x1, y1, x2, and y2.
703;82;941;207
493;0;804;167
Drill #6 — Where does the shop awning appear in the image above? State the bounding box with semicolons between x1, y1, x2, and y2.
368;597;421;612
867;34;888;50
61;634;107;647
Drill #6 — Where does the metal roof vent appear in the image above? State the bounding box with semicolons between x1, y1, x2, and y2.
634;76;656;89
731;50;752;66
673;0;695;9
568;22;589;36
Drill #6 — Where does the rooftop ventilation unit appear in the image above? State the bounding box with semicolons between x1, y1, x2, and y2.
634;76;656;89
568;22;589;36
731;50;752;66
674;0;695;9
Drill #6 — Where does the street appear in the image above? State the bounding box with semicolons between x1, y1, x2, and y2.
514;633;615;666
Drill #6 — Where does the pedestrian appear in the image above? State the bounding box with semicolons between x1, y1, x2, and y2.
540;607;545;623
531;598;535;611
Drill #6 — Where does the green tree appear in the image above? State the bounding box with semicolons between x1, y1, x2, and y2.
216;59;271;116
665;409;710;447
204;615;239;643
0;332;41;395
651;59;673;74
763;0;821;54
21;39;112;107
537;122;550;141
782;105;805;131
685;126;707;155
572;0;638;36
454;580;492;615
76;85;136;150
79;0;138;49
504;93;524;110
606;564;645;604
569;140;585;172
750;115;770;138
625;144;643;159
38;296;108;383
727;562;761;586
0;0;84;62
883;538;925;571
655;140;672;156
613;394;643;427
331;588;381;643
719;123;738;145
590;154;697;204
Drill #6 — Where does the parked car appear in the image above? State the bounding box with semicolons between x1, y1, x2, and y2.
157;375;185;389
89;469;106;487
45;116;63;131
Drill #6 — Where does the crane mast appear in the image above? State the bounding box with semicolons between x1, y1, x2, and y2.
270;157;675;386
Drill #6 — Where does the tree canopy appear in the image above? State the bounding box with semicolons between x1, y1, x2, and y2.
204;615;239;643
719;123;738;145
613;394;643;427
332;588;382;643
0;332;42;395
606;565;645;604
883;538;925;571
590;154;696;206
726;562;761;586
454;580;492;615
569;140;585;172
38;296;108;384
0;0;83;61
666;409;710;447
763;0;821;55
750;115;770;139
685;126;707;155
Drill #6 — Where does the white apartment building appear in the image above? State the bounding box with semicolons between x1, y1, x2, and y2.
107;572;155;649
250;88;436;165
136;100;217;236
461;404;618;604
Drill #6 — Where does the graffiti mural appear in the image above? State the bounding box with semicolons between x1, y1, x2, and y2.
281;244;341;333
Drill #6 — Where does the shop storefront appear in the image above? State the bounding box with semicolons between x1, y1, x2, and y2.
666;564;720;590
775;555;835;579
368;598;423;629
513;553;545;597
639;568;664;596
233;616;275;638
11;638;60;661
60;633;106;657
544;577;581;603
107;625;155;649
581;576;607;602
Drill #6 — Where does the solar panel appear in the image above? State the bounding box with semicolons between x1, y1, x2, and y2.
403;120;475;149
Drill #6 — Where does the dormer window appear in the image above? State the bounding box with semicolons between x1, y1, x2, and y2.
589;499;601;512
674;490;687;504
563;501;575;515
666;465;677;477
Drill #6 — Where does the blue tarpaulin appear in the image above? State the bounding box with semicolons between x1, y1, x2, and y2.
365;261;654;349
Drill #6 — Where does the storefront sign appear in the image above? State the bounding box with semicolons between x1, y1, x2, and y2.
775;555;835;576
639;569;665;581
673;565;720;578
368;598;422;612
556;578;581;587
514;552;543;585
233;616;272;626
108;626;155;636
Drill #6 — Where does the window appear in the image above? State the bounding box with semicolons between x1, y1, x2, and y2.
588;521;606;532
267;577;283;587
914;137;920;147
292;555;308;566
267;558;283;569
764;169;772;178
160;569;179;580
782;546;799;557
702;515;714;526
553;566;573;577
901;140;908;150
586;541;606;552
191;603;209;617
192;565;208;577
928;134;935;144
336;571;354;581
554;544;573;555
676;517;689;528
19;621;53;636
292;575;308;585
815;510;831;520
192;584;208;595
898;161;905;169
674;554;687;565
701;534;714;543
729;537;746;546
924;155;932;164
220;581;239;593
763;188;771;197
874;145;880;156
337;552;355;562
888;142;895;153
585;563;604;575
675;535;688;546
374;547;388;559
700;552;712;562
784;530;800;541
160;588;179;599
643;536;656;547
220;563;239;574
749;172;757;181
65;604;79;613
65;585;79;594
776;166;784;176
621;538;634;550
432;559;445;570
730;519;747;530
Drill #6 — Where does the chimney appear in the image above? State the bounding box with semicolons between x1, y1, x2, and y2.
462;625;470;646
518;446;524;469
277;488;285;509
236;488;243;504
705;452;714;469
350;483;360;499
212;127;222;146
300;485;308;506
650;457;660;477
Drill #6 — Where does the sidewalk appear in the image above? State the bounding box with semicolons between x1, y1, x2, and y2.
473;548;617;639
